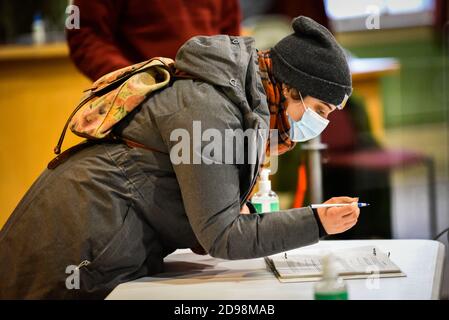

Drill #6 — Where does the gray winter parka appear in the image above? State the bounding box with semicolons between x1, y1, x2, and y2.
0;35;319;299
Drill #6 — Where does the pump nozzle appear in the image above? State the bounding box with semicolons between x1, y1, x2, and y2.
260;168;270;181
321;253;339;279
258;168;271;193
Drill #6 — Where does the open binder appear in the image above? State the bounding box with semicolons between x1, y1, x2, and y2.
265;246;406;283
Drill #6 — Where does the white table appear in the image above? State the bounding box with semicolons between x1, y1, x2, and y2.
106;240;446;300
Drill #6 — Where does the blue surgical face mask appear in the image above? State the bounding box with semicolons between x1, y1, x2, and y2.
287;93;330;142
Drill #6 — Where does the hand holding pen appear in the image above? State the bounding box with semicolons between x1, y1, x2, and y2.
313;197;362;235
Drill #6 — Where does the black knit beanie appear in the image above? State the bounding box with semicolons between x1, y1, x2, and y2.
271;16;352;107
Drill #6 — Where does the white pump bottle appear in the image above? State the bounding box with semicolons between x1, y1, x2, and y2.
251;169;279;213
314;253;348;300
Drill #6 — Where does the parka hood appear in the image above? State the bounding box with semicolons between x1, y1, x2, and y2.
174;35;269;129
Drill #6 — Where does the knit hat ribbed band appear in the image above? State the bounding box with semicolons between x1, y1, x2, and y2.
271;16;352;108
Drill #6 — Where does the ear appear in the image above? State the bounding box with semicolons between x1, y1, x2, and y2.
281;83;291;97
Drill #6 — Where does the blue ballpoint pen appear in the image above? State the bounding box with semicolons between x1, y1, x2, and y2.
310;202;370;209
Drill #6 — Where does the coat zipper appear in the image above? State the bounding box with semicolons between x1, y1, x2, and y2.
77;260;91;269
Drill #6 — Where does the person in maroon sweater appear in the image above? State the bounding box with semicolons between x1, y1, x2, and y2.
66;0;241;80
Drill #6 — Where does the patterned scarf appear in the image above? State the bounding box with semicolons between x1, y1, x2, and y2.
257;50;296;156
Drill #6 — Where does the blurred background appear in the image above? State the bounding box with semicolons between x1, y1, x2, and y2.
0;0;448;297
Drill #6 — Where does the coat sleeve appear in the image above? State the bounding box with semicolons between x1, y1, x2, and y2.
153;90;320;260
66;0;132;80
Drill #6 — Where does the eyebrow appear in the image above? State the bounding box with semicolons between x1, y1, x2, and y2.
321;101;334;111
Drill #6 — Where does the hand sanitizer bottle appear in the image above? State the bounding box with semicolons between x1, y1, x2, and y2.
251;169;279;214
314;254;348;300
32;12;46;45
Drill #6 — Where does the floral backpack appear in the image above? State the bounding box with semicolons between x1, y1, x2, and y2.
53;57;191;156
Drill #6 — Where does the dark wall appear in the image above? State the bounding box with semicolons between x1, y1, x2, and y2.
0;0;66;44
